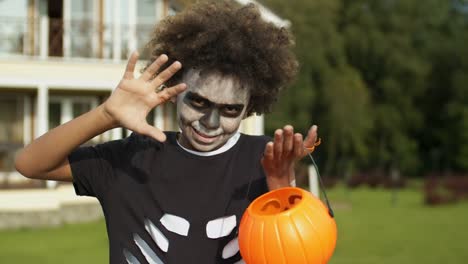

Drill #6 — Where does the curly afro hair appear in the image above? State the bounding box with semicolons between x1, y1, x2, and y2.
145;0;298;116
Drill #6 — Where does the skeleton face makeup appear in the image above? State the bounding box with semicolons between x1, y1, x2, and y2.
176;69;250;152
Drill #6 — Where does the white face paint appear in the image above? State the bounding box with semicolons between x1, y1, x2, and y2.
176;69;250;152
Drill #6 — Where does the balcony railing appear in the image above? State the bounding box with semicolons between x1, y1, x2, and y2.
0;17;155;61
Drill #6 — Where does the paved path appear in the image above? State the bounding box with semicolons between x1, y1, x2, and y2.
0;185;102;229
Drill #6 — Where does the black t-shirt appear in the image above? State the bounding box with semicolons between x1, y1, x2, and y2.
69;131;270;264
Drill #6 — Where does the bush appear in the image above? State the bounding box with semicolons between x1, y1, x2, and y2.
424;175;468;206
346;170;406;189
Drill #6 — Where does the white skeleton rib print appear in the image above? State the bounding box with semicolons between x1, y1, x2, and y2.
124;214;244;263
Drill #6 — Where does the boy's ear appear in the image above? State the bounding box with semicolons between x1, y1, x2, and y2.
242;110;252;120
242;103;253;119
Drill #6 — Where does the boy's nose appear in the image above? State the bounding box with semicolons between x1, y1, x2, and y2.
201;108;220;129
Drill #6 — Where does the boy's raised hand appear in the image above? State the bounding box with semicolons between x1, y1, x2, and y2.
261;125;319;190
103;51;187;142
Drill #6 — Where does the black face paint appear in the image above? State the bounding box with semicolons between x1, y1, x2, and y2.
184;92;245;118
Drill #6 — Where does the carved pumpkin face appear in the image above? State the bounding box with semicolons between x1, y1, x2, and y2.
238;187;337;264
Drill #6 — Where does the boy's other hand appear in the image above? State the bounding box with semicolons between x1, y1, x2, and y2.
261;125;318;190
103;51;187;142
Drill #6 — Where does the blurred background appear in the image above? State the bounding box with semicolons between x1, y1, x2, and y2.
1;0;467;263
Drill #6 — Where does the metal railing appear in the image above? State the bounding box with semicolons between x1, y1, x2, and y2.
0;17;155;61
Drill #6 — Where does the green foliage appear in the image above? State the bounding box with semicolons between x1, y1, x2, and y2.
261;0;468;177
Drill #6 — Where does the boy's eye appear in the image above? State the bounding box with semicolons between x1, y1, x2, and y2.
190;98;208;108
222;106;242;116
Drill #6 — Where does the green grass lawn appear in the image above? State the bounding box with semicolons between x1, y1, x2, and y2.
327;185;468;264
0;219;108;263
1;185;467;263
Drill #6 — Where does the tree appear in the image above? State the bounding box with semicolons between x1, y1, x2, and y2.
262;0;373;176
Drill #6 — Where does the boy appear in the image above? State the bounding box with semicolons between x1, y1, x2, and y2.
15;1;318;263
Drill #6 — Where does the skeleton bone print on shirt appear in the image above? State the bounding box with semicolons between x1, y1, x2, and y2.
70;131;270;263
124;214;246;264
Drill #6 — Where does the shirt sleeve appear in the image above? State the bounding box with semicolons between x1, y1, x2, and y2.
68;138;128;199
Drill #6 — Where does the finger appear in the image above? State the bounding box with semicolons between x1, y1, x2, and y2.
304;125;318;148
273;129;283;161
123;51;139;79
283;125;294;155
150;61;182;86
263;142;274;162
261;142;274;171
140;54;169;81
138;122;167;142
154;83;187;105
293;133;304;157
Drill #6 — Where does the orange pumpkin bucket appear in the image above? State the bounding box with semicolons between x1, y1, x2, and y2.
238;187;337;264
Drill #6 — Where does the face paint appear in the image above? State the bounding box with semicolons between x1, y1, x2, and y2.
176;69;250;152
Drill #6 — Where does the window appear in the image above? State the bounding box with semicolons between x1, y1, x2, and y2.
68;0;98;57
0;95;25;172
49;96;110;144
136;0;158;58
102;0;165;60
0;0;28;55
48;102;61;129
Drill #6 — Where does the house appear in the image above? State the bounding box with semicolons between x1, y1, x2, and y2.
0;0;289;190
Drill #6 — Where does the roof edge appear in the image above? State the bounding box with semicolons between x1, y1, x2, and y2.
169;0;291;28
